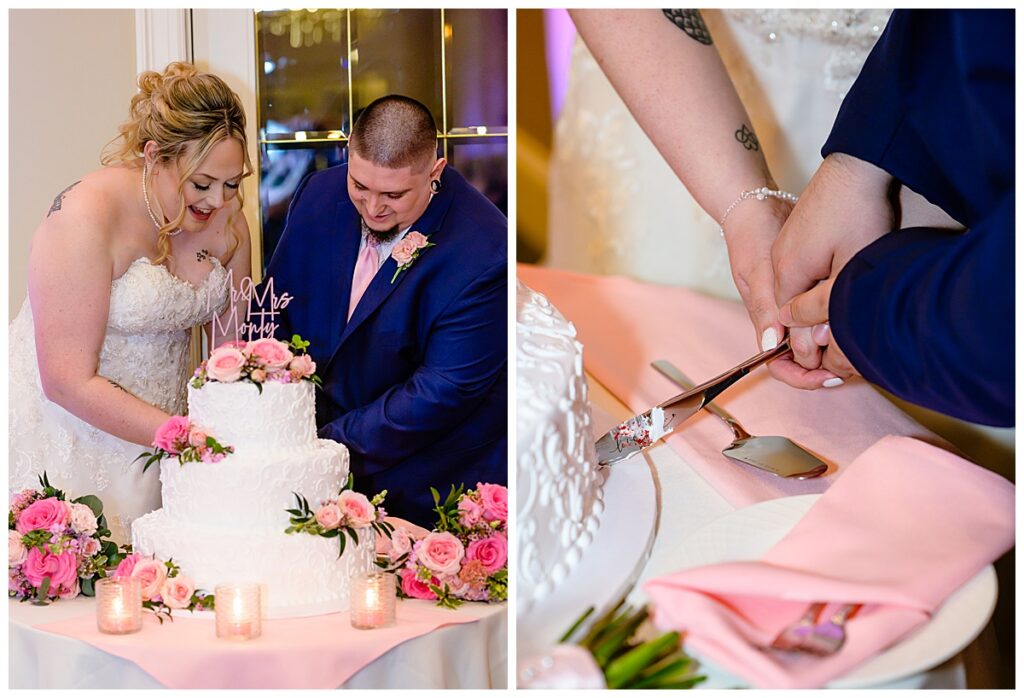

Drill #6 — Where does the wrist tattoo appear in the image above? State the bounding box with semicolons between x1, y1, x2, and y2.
47;181;81;217
735;124;760;151
663;10;712;45
107;379;128;393
196;249;211;262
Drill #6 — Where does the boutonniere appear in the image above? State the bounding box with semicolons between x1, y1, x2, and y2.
390;231;435;283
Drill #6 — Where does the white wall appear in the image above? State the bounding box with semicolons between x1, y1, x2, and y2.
9;9;138;316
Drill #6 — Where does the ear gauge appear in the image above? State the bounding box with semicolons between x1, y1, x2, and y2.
430;179;441;194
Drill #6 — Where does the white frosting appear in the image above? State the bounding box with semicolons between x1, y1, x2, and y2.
516;281;605;611
131;379;372;618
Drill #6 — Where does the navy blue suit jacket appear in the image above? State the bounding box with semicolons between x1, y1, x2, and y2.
823;10;1014;426
261;164;507;525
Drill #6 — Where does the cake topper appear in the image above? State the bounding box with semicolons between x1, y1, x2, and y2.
207;270;294;347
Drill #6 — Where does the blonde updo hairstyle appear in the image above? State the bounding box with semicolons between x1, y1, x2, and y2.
102;62;252;266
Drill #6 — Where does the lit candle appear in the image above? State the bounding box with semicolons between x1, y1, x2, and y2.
351;572;396;629
96;577;142;635
215;583;261;640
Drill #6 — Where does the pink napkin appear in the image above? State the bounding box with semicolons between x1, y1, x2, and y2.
645;435;1014;688
35;600;491;689
518;265;940;506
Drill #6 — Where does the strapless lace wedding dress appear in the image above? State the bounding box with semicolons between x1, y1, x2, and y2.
9;257;230;543
547;9;892;299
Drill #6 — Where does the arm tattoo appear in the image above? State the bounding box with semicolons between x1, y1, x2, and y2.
107;379;129;393
663;10;712;45
735;124;761;152
47;181;81;217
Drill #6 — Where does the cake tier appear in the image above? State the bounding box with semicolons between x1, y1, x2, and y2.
516;281;605;605
132;510;375;618
160;440;348;529
187;380;317;455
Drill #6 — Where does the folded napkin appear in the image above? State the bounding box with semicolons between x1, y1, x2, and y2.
644;435;1014;688
517;265;940;506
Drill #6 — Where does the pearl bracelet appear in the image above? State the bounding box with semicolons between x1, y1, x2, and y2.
718;186;799;237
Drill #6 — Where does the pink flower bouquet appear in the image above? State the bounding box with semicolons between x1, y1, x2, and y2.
284;474;391;558
191;334;321;390
134;416;234;472
113;552;213;622
8;473;121;604
386;483;508;608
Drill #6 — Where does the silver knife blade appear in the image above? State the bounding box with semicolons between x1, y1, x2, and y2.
594;338;792;467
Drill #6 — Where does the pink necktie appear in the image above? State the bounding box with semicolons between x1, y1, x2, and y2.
348;241;379;320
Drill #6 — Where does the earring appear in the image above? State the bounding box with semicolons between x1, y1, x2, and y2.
430;179;441;194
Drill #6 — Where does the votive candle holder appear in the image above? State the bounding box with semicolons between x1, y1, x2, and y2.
96;576;143;635
215;583;262;640
351;572;397;629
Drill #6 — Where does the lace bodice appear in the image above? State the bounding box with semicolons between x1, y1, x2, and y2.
9;256;230;542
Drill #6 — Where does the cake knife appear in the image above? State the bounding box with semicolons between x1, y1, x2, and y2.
594;338;792;467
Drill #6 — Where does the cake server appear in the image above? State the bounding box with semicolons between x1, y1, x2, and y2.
651;359;828;479
594;339;792;467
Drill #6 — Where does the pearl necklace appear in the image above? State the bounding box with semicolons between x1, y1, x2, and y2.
142;162;182;237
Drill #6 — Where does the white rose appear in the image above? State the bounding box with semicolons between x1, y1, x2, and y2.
9;530;27;566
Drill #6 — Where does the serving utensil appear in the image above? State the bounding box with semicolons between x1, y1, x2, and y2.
651;360;828;479
769;602;826;651
800;603;861;656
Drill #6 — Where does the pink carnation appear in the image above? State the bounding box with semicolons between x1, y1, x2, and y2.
477;483;508;523
400;569;438;600
188;428;209;448
131;558;168;600
160;575;196;609
206;347;247;383
405;231;429;249
69;502;98;535
465;534;507;574
248;338;293;369
416;532;465;576
81;537;101;557
315;503;343;530
21;548;78;592
153;416;190;454
458;496;484;527
115;552;143;579
338;490;375;527
16;497;71;534
391;236;420;266
288;354;316;379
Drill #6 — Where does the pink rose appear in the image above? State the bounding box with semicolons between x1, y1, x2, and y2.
131;558;168;600
9;531;27;566
188;428;209;448
217;339;249;352
288;354;316;379
115;552;143;579
153;416;190;454
391;237;419;266
160;575;196;609
206;347;247;383
15;497;71;534
400;569;437;600
21;548;78;592
315;503;343;530
337;490;375;527
81;537;101;557
416;532;465;576
477;483;508;523
465;534;507;573
69;502;98;536
458;496;484;527
58;576;80;599
247;338;293;369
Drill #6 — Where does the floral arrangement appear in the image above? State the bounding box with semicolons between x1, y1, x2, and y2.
390;231;434;283
113;550;214;623
9;473;122;603
134;416;234;473
191;335;321;391
284;474;392;558
380;483;508;609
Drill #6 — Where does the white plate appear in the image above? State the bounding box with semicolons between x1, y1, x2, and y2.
674;494;997;689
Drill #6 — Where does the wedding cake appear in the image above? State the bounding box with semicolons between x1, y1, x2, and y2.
516;281;605;609
131;343;374;619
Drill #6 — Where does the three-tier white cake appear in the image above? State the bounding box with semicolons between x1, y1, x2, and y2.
131;379;374;618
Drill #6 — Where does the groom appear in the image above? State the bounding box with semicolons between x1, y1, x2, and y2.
261;95;507;526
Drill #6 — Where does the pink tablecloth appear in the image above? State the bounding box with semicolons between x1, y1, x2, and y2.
34;599;495;689
518;266;942;506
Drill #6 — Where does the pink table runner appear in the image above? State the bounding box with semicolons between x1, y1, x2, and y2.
645;435;1014;688
518;266;941;506
34;600;495;688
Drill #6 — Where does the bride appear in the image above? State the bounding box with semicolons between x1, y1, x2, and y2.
9;62;253;543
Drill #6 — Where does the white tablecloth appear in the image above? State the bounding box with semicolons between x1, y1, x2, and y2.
9;598;507;689
587;376;971;689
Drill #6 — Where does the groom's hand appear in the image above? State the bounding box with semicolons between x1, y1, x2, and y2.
769;153;895;389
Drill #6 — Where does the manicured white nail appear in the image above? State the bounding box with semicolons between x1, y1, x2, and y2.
761;328;778;352
822;377;844;388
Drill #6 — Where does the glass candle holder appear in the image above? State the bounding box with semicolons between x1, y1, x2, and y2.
351;572;397;629
95;577;143;635
215;583;262;640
